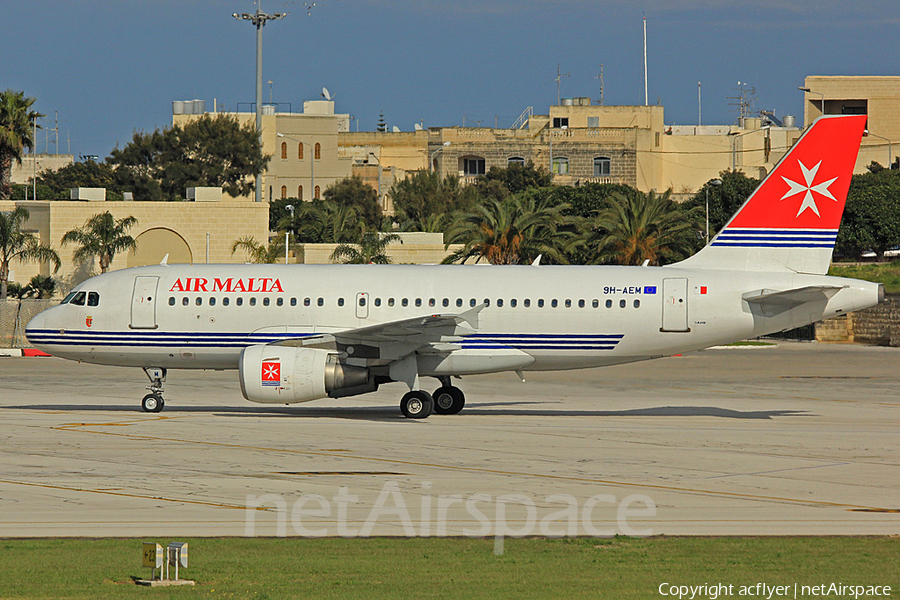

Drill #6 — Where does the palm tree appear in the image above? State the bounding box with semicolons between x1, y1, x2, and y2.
0;89;43;200
442;194;574;265
231;234;286;264
330;232;401;264
584;190;701;266
280;201;365;244
61;212;138;274
0;207;60;300
25;274;56;299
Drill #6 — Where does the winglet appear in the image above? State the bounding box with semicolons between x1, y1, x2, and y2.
159;253;169;265
458;303;486;329
531;255;542;266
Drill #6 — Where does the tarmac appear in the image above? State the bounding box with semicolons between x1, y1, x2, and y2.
1;341;898;537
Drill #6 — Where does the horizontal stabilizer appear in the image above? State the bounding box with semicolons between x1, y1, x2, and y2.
742;285;845;316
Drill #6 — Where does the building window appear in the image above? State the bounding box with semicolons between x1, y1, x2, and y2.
462;157;486;176
281;185;287;199
507;156;525;167
281;141;287;159
298;185;303;200
552;117;569;129
298;143;304;160
314;142;321;160
314;185;320;199
587;116;599;128
593;157;611;177
552;157;569;175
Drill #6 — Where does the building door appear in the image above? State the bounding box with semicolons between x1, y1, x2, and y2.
661;278;689;332
355;292;369;319
131;276;159;329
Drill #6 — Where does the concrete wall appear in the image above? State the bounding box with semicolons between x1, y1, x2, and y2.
11;154;74;185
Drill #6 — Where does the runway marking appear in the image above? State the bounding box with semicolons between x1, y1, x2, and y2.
0;478;268;512
49;423;896;513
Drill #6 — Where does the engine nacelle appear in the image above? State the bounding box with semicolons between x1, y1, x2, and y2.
239;345;371;404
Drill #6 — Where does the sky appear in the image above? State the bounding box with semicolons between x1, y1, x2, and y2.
3;0;899;160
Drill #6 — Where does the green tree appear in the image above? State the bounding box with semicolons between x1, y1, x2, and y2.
24;274;56;299
0;207;60;300
389;170;478;232
477;161;551;196
330;232;401;264
108;114;269;200
0;90;43;200
5;282;28;300
836;169;900;260
323;176;382;230
36;160;122;200
443;194;574;265
681;170;761;239
231;234;286;264
583;190;701;266
281;201;365;244
61;212;138;274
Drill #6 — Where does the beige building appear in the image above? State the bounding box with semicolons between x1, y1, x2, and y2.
11;154;74;187
1;197;269;293
173;100;353;203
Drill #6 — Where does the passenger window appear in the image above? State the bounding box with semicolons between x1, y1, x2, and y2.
290;298;297;307
428;298;435;307
317;298;323;306
72;291;86;306
388;298;395;307
374;298;381;307
183;297;189;306
277;298;284;307
524;299;530;308
578;299;585;308
470;299;476;307
210;297;216;306
442;298;449;308
195;297;202;306
483;298;491;307
551;299;558;308
237;297;243;306
87;292;100;307
359;297;366;307
250;298;257;306
592;299;599;308
565;299;572;308
338;298;345;307
619;299;626;308
402;298;409;307
223;297;230;306
634;299;641;308
538;299;544;308
606;299;613;308
263;297;270;306
497;299;504;308
168;297;175;306
415;298;422;307
303;298;310;306
510;299;517;308
456;298;462;308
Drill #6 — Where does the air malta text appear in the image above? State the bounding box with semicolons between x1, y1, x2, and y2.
169;277;285;294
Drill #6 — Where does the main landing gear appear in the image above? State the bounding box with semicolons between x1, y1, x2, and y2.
399;377;466;419
141;367;167;413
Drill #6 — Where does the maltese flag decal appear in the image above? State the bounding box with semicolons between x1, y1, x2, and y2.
711;114;866;250
261;361;281;387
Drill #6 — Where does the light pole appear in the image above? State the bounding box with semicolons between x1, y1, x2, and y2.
430;141;450;173
284;204;294;264
797;87;825;124
705;179;722;245
864;130;893;169
233;3;286;203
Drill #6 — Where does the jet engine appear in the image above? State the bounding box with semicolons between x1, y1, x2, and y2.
239;345;373;404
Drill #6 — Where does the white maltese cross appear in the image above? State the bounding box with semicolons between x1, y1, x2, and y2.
780;160;838;217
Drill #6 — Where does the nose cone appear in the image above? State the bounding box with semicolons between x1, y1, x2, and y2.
25;309;50;348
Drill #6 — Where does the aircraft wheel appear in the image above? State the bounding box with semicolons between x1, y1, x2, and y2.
141;393;165;413
432;386;465;415
400;390;433;419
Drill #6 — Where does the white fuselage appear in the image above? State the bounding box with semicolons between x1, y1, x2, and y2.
25;263;880;374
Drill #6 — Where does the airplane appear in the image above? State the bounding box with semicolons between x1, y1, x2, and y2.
25;115;882;418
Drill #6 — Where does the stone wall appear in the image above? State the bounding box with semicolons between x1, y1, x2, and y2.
816;296;900;346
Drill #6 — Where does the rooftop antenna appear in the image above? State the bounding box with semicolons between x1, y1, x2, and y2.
555;63;570;105
414;123;422;131
595;64;604;106
321;86;333;101
698;81;701;126
268;80;273;104
642;14;648;106
392;126;401;133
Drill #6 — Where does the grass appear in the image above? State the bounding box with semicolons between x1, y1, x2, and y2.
830;260;900;294
0;537;898;599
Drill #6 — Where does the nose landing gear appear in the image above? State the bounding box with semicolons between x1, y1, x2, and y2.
141;367;167;413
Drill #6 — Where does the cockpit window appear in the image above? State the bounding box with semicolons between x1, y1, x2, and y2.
87;292;100;307
71;291;86;306
62;291;77;304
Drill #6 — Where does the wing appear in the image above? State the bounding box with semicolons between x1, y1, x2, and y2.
274;304;486;363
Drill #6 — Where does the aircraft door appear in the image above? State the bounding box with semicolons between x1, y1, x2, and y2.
355;292;369;319
130;276;159;329
661;277;689;332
